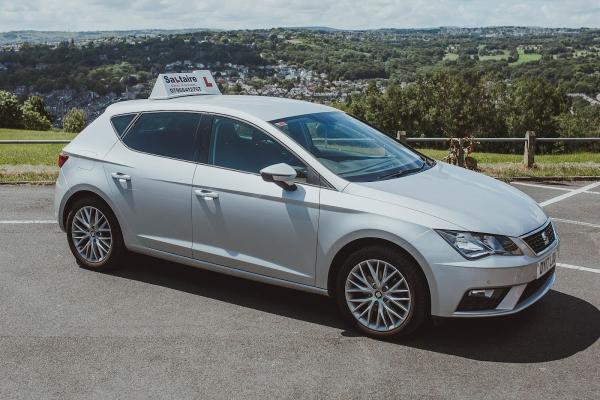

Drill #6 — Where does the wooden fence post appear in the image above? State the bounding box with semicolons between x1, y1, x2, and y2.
396;130;407;144
457;137;465;167
524;131;536;168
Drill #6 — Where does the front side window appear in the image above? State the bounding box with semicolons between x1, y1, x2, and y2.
270;112;430;182
123;112;201;162
208;116;308;181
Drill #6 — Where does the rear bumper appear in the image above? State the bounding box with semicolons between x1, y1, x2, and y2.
54;171;70;232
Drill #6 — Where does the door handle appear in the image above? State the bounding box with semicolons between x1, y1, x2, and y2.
195;189;219;200
111;172;131;182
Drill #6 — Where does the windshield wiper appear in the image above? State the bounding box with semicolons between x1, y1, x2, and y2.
375;163;426;181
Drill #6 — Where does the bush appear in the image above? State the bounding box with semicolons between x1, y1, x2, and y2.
0;91;23;128
21;107;52;131
21;97;52;131
24;96;53;123
62;108;86;133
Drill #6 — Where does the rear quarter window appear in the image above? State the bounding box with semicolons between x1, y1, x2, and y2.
111;114;137;137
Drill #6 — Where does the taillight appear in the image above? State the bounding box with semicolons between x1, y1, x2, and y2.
58;152;69;168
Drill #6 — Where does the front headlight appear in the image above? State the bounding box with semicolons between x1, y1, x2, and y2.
436;230;523;259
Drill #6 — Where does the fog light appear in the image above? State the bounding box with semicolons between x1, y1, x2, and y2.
457;287;510;311
468;289;495;298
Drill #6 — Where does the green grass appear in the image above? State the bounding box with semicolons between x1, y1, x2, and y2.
0;128;76;166
418;149;600;178
481;162;600;179
0;128;76;140
419;149;600;164
478;50;510;61
509;48;542;66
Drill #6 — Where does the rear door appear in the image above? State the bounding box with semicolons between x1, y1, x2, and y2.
191;115;321;285
103;111;203;257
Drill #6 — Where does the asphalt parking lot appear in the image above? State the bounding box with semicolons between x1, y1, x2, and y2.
0;182;598;399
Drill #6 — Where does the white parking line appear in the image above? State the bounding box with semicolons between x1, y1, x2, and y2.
512;182;573;192
557;263;600;274
552;218;600;230
539;181;600;207
512;181;600;195
0;220;56;224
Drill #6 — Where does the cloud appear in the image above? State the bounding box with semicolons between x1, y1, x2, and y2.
0;0;598;31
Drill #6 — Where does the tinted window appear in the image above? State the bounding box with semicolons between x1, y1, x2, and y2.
208;116;308;181
111;114;136;137
123;112;201;161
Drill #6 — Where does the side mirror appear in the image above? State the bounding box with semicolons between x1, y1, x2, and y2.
260;163;297;191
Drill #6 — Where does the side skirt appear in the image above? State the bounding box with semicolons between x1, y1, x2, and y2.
126;244;330;297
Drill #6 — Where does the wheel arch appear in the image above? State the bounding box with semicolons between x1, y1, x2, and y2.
326;237;433;311
61;186;119;230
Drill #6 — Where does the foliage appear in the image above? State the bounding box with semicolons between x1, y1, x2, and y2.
502;78;567;137
21;96;52;130
338;70;595;149
62;108;86;133
0;91;22;128
23;96;52;122
557;103;600;138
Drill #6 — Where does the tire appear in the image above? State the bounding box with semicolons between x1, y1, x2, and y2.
66;196;125;271
335;244;429;339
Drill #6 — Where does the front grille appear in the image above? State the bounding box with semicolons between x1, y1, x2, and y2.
517;267;555;305
523;222;556;254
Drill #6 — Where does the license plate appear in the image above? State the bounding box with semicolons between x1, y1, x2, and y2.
537;251;557;278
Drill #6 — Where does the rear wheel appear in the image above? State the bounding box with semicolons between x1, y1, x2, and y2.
335;245;429;339
66;196;125;271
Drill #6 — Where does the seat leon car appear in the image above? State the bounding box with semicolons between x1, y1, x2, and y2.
55;89;559;338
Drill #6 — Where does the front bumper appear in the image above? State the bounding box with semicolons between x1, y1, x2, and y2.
416;227;559;318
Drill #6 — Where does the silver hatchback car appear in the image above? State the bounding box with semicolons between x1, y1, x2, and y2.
55;80;558;339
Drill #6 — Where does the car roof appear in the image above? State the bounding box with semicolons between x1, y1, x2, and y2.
105;95;339;121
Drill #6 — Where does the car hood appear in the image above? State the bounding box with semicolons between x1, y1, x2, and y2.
343;162;547;237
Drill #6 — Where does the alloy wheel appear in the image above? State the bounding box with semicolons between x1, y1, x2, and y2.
344;259;412;332
71;206;113;263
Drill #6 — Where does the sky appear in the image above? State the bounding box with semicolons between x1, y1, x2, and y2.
0;0;599;32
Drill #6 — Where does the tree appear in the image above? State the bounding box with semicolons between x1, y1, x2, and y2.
21;96;52;130
0;91;22;128
23;95;52;123
503;78;568;137
62;108;86;133
21;105;51;131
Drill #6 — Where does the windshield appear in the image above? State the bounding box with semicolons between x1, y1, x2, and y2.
270;112;430;182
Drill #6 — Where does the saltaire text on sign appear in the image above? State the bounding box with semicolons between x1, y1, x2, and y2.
149;70;221;99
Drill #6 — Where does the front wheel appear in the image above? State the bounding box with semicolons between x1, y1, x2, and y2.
66;196;125;271
335;245;429;339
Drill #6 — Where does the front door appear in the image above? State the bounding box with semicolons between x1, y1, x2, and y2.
191;115;320;285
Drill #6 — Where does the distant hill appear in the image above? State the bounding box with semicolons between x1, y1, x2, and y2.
285;26;340;32
0;29;219;45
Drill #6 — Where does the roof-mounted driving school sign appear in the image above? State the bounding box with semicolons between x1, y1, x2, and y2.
149;70;221;99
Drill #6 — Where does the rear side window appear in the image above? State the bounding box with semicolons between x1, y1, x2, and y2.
111;114;136;137
123;112;201;162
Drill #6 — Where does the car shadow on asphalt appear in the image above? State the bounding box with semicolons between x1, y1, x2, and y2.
110;254;599;364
